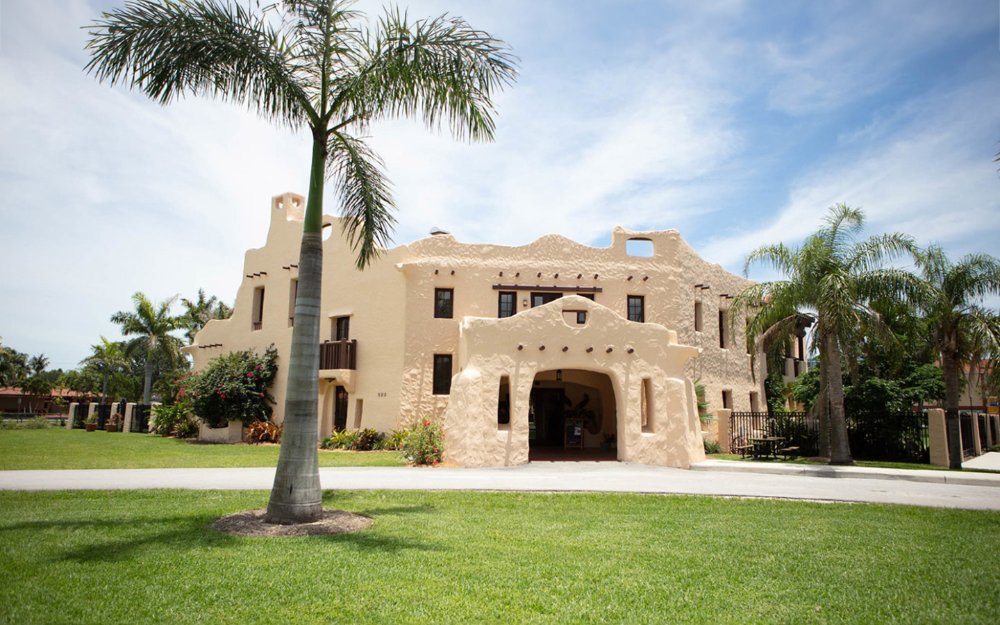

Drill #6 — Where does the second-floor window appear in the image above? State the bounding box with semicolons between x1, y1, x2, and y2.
498;291;516;318
719;310;729;349
627;295;645;323
434;288;453;318
251;286;265;331
531;292;561;307
334;316;350;340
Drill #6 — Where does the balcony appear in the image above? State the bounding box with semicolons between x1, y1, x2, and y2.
319;339;357;370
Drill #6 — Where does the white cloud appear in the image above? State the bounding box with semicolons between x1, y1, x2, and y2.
701;76;1000;271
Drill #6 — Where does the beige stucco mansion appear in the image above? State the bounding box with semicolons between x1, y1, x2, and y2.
187;192;805;468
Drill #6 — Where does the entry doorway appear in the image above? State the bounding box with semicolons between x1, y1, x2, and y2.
527;369;617;461
333;386;348;431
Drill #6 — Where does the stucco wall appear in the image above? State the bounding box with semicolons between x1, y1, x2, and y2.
188;192;768;447
443;296;705;468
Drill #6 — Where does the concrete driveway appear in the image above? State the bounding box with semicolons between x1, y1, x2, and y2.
1;461;999;511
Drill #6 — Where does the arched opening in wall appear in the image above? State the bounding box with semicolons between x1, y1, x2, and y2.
528;369;617;462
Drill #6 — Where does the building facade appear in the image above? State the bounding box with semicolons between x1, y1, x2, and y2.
187;192;773;468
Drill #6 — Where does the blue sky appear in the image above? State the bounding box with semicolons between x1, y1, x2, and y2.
1;0;998;370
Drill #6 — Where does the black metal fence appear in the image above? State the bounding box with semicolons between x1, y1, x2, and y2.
729;410;929;462
72;403;90;428
131;404;151;433
977;413;988;451
959;412;974;458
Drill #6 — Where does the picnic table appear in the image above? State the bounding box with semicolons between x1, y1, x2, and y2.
749;436;786;460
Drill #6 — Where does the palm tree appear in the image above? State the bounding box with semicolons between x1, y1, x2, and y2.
733;204;916;464
85;0;516;523
180;289;231;343
110;292;185;404
81;337;126;405
912;246;1000;468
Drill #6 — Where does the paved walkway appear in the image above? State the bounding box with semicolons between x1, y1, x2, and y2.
963;451;1000;471
2;461;999;511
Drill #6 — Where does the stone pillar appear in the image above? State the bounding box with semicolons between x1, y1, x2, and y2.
971;413;983;457
716;409;732;454
123;403;136;433
87;403;98;422
66;403;77;429
927;408;948;467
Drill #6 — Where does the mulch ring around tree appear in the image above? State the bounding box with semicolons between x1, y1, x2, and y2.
212;509;373;537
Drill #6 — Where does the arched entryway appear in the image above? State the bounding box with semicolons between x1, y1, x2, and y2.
524;369;618;461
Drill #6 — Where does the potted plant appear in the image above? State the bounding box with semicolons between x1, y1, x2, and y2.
106;412;122;433
84;414;98;432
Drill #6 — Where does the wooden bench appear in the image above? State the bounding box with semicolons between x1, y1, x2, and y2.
733;444;753;458
777;446;800;460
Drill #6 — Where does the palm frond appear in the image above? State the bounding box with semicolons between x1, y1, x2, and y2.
847;232;916;273
743;242;797;278
326;131;396;268
85;0;314;127
334;7;518;141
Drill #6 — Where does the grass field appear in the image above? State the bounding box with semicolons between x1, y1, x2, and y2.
0;428;405;469
0;489;997;625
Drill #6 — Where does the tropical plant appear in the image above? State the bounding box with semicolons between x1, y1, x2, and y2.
401;419;443;465
247;420;283;444
0;341;29;387
110;292;185;404
180;288;232;343
81;336;126;405
186;346;279;427
733;204;917;464
86;0;516;523
910;246;1000;468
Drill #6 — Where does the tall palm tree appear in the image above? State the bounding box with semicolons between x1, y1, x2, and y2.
85;0;516;523
912;246;1000;468
180;288;231;343
81;336;127;405
110;292;185;404
733;204;916;464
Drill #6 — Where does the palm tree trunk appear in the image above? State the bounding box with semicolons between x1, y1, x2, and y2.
942;343;963;469
142;358;153;405
266;132;326;524
823;329;853;465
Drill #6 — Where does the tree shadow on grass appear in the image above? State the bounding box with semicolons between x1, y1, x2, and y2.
0;514;238;563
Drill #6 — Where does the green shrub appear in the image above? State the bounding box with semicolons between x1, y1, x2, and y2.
703;439;721;454
185;346;278;427
151;403;190;437
351;428;384;451
246;420;282;444
321;430;358;450
401;420;443;466
377;429;407;451
1;417;50;430
173;416;200;439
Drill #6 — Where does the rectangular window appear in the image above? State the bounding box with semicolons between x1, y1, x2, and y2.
288;279;297;327
498;291;517;318
718;310;729;349
627;295;645;323
433;355;453;395
251;286;265;331
531;292;561;307
750;391;760;413
722;389;733;410
334;316;350;340
641;377;655;433
694;300;703;332
434;288;454;319
497;376;510;429
576;311;587;324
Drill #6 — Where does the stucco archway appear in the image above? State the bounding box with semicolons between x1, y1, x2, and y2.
443;296;705;468
525;369;618;460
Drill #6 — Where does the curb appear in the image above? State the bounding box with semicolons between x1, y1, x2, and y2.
689;460;1000;488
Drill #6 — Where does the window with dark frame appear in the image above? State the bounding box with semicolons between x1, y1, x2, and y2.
531;292;561;307
498;291;516;318
432;354;453;395
334;315;350;340
434;288;454;318
251;286;265;331
627;295;645;322
719;309;729;348
694;300;703;332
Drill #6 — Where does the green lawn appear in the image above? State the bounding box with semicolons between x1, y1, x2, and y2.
0;490;997;625
0;428;405;469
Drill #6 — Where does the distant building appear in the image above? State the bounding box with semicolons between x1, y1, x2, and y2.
187;193;804;467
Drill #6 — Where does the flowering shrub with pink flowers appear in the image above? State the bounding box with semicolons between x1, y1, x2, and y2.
186;346;278;428
401;419;444;466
